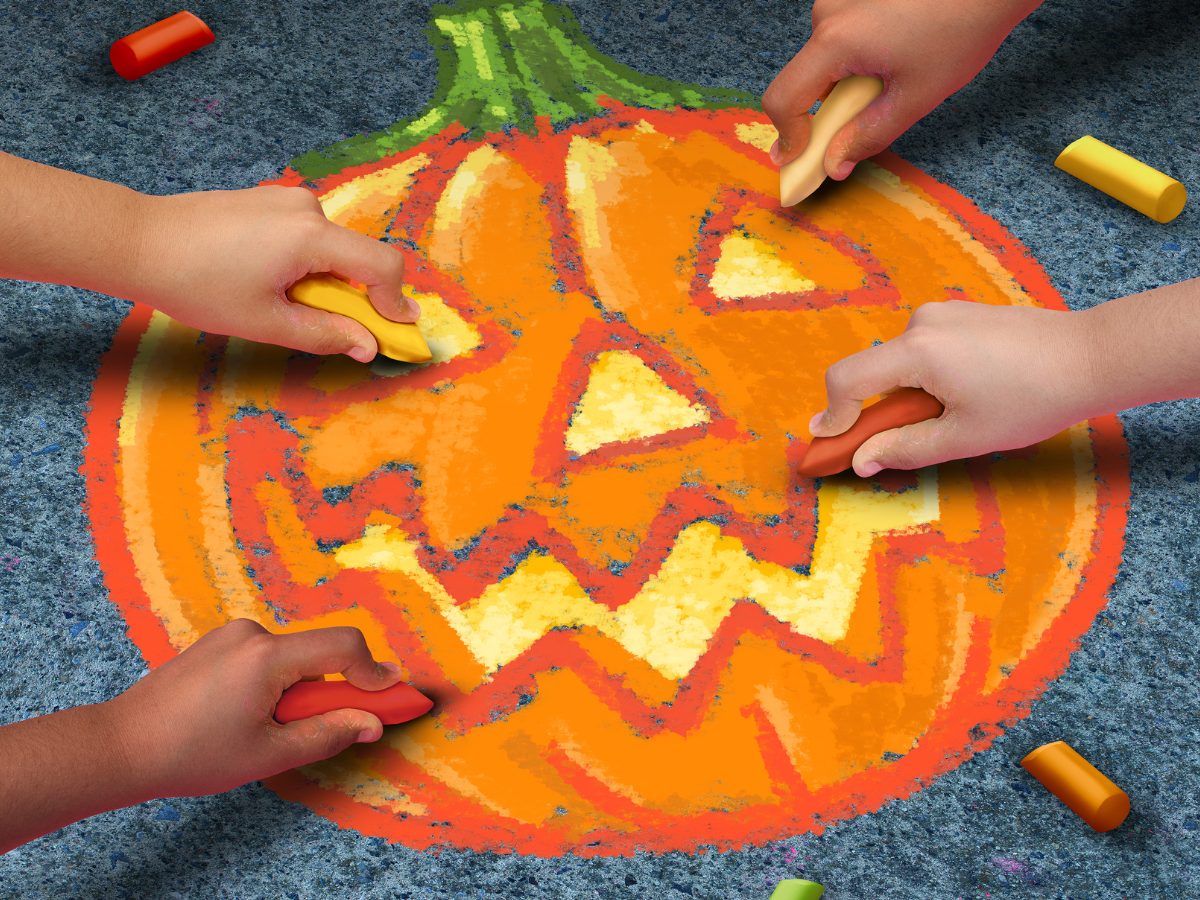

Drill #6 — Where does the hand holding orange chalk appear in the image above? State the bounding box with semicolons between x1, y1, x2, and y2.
275;680;434;726
1021;740;1130;832
110;11;214;81
798;388;944;477
288;274;433;363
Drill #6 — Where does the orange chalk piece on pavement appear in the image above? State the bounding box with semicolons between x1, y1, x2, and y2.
797;387;944;478
275;680;434;726
1021;740;1130;832
110;11;214;81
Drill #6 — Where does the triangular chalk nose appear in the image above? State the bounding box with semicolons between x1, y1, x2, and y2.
566;350;710;456
709;232;817;299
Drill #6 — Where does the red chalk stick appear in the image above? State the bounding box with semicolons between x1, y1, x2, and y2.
797;388;944;477
110;11;214;81
274;680;433;726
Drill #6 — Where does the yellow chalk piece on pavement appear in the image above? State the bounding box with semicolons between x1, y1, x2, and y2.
1055;135;1187;223
288;274;433;363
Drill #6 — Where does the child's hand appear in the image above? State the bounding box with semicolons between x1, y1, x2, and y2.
763;0;1041;179
132;186;417;363
106;619;406;798
809;301;1098;476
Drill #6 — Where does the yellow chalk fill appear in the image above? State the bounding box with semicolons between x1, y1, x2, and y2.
288;274;433;363
1055;136;1186;224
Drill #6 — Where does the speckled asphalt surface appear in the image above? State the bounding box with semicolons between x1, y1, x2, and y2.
1;1;1198;897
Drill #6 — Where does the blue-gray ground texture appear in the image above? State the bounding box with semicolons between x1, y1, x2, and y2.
0;1;1197;897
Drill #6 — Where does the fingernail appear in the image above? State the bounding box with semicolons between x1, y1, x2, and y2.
404;297;421;320
378;661;402;677
808;412;826;435
347;345;374;364
833;160;854;180
356;726;382;744
858;460;883;478
769;139;782;164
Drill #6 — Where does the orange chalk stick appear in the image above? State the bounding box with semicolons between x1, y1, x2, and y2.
1021;740;1130;832
110;11;214;81
274;680;434;726
797;388;944;478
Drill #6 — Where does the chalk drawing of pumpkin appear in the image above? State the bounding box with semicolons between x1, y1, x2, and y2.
85;0;1128;855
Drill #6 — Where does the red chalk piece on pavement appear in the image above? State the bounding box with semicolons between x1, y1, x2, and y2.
797;388;945;478
110;11;214;81
275;680;434;726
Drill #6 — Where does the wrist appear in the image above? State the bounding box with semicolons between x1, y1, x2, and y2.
111;190;168;304
92;695;161;806
1068;304;1124;419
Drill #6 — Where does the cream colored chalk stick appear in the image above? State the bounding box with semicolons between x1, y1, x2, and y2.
780;75;884;207
1055;136;1187;224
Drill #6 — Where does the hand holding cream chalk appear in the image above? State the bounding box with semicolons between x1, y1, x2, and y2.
780;75;884;207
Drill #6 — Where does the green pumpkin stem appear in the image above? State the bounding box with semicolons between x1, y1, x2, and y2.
291;0;753;180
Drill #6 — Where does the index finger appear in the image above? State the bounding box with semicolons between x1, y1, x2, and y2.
270;626;401;690
812;337;919;436
316;225;418;324
762;39;839;165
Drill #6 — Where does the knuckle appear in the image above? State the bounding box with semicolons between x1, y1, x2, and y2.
239;632;278;668
824;359;853;396
907;302;945;331
224;618;267;639
303;323;355;356
384;250;405;282
761;83;788;120
283;186;323;211
329;626;369;653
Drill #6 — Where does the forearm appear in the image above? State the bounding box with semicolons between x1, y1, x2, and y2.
0;152;150;299
1079;278;1200;415
0;702;147;853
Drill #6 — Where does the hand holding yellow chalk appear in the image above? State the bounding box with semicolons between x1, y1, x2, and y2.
287;274;432;363
1056;136;1187;223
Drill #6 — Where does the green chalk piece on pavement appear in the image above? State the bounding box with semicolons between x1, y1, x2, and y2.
769;879;825;900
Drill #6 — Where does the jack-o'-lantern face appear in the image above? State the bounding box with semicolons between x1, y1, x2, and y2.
84;0;1127;856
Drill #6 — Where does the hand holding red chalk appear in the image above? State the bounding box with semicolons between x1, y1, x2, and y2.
102;620;414;798
276;680;433;726
0;619;416;853
807;300;1105;475
798;388;944;477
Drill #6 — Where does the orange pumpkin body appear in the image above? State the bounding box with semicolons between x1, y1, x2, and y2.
83;1;1128;856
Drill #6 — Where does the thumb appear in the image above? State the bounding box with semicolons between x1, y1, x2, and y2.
272;708;384;770
762;42;837;166
851;416;956;477
320;224;418;324
272;297;380;363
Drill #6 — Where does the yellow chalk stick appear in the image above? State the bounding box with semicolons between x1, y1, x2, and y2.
1055;136;1187;223
288;274;432;364
780;75;884;207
